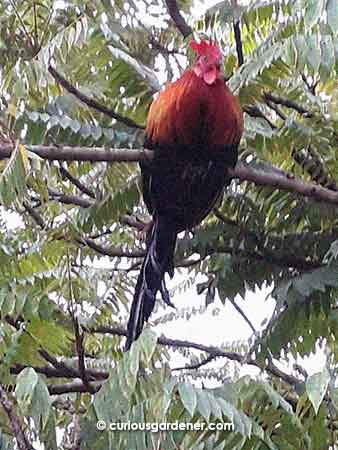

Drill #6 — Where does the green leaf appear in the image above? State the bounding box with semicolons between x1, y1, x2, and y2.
306;34;321;72
320;35;335;80
306;369;330;414
293;265;338;296
15;368;51;429
0;144;28;206
178;383;197;417
304;0;324;30
137;328;157;364
108;46;160;92
327;0;338;34
196;389;211;421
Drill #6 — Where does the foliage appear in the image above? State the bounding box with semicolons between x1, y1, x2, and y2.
0;0;337;449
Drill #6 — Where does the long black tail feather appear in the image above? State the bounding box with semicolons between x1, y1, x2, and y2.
125;216;177;350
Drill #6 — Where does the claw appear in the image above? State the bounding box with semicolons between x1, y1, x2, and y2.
160;279;176;308
137;219;153;245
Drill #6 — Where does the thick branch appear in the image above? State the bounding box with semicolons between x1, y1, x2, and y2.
10;362;108;381
164;0;193;38
227;164;338;206
0;385;35;450
4;144;153;162
48;66;144;129
39;349;80;379
1;144;337;207
48;381;101;395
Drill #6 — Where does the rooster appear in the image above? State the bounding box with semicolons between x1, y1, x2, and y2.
125;40;243;350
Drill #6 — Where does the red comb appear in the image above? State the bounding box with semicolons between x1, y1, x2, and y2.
190;40;222;60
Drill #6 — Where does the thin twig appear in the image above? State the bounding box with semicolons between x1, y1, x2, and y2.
39;7;53;49
227;298;257;335
67;251;94;394
243;105;277;129
39;349;80;379
264;92;314;117
91;325;300;386
48;187;93;208
265;99;287;120
59;163;96;198
48;66;144;129
0;385;35;450
8;0;34;52
78;237;145;258
149;36;183;55
74;319;95;393
172;354;217;371
301;73;318;96
233;20;244;66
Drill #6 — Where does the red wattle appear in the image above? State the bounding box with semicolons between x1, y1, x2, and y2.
203;66;217;85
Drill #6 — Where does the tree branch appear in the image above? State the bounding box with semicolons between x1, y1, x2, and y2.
243;105;277;129
22;201;45;228
10;362;108;381
73;320;95;394
91;325;300;387
7;325;299;394
149;36;183;55
78;237;145;258
39;349;80;379
264;99;287;120
264;92;314;118
164;0;193;38
227;163;338;207
48;187;93;208
172;354;217;371
1;144;337;207
0;144;152;162
0;385;35;450
48;66;144;129
227;298;257;334
59;164;96;199
233;20;244;66
120;214;149;232
48;381;101;395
